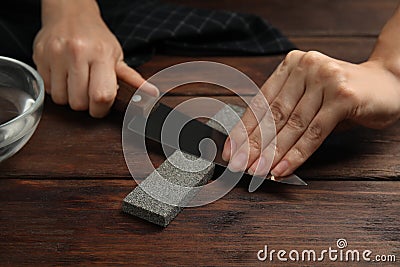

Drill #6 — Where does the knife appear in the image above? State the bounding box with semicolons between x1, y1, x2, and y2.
114;81;307;189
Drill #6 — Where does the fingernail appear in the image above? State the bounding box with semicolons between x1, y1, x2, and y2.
222;138;236;161
248;168;254;175
222;138;231;161
142;82;159;97
228;152;247;172
271;160;289;177
253;156;268;176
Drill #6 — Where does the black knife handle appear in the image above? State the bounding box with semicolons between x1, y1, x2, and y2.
114;79;159;116
130;89;159;117
113;79;135;114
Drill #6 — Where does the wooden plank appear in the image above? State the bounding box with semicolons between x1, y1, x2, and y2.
0;96;399;180
167;0;398;37
0;97;131;179
294;37;376;63
0;179;398;266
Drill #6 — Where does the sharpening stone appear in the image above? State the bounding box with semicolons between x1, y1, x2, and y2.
122;104;245;227
205;104;245;134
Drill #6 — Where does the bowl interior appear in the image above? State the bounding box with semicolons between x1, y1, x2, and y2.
0;57;44;162
0;59;41;124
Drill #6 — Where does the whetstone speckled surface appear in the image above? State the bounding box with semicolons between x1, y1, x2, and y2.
122;152;214;227
122;104;245;227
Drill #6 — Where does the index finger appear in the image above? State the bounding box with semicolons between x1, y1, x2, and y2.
116;61;159;97
222;50;304;161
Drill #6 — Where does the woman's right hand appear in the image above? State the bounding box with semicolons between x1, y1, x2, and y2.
34;0;158;118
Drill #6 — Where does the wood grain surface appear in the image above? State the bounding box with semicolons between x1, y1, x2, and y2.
0;179;398;266
0;0;399;266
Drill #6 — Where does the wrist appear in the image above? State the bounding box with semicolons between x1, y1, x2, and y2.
364;56;400;125
367;56;400;84
41;0;101;26
368;5;400;78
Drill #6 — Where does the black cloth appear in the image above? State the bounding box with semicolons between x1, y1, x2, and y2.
0;1;41;64
0;0;295;67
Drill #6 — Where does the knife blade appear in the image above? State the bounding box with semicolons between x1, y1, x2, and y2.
119;85;307;188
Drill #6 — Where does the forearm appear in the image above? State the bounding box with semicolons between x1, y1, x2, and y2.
41;0;101;25
369;5;400;77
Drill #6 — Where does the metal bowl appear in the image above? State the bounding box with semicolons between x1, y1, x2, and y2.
0;56;44;162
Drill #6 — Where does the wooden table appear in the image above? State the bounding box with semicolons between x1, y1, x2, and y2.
1;1;399;266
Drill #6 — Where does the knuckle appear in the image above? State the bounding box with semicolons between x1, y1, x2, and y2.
94;41;115;56
317;61;344;81
92;42;118;59
70;100;89;111
286;50;302;61
49;38;65;55
283;50;303;66
33;42;44;56
93;42;106;54
250;94;268;113
291;146;308;162
301;51;323;67
51;94;68;105
334;83;362;118
335;83;358;103
270;101;288;126
248;135;262;153
91;90;116;104
67;38;88;56
286;112;306;131
305;121;323;142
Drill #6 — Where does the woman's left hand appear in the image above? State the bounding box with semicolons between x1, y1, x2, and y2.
222;50;400;177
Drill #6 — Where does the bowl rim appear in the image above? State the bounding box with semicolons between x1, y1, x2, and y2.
0;56;45;128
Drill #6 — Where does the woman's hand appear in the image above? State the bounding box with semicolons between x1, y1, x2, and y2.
34;0;157;118
222;50;400;177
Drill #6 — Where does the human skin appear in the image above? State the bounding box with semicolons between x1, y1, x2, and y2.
222;5;400;177
34;0;158;118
